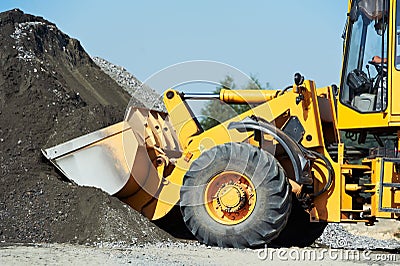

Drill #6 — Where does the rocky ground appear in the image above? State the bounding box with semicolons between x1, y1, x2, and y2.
1;242;399;265
0;8;399;265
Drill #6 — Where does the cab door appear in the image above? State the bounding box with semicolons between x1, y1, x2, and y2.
337;0;391;130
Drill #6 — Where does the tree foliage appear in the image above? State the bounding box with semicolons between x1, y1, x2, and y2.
200;75;269;130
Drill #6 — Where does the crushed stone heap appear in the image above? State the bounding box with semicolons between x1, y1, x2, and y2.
0;8;171;245
92;56;165;112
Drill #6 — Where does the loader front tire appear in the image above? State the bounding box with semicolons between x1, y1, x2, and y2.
180;142;291;248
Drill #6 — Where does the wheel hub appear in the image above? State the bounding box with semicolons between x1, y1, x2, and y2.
204;171;256;225
216;182;246;212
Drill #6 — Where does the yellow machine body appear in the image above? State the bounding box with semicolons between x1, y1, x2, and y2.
42;0;400;229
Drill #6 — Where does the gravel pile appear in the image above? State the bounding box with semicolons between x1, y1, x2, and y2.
317;223;400;250
92;56;165;112
0;9;171;245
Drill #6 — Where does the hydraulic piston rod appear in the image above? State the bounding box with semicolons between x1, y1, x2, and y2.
182;89;278;104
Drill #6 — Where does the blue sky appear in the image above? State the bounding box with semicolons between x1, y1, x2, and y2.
0;1;349;92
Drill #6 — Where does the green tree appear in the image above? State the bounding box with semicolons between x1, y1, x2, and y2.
200;75;269;130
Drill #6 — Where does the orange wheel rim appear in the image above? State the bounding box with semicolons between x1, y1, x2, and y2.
204;171;256;225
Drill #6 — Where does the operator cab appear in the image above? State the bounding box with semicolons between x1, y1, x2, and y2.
340;0;389;113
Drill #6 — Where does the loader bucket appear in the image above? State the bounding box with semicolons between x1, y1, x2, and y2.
42;107;182;218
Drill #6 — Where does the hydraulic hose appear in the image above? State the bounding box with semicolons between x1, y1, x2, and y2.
278;85;293;96
308;150;334;198
298;145;334;197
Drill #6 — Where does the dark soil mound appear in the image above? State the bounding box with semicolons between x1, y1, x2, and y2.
0;9;171;245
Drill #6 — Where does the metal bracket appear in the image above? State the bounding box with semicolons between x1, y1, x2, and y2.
282;116;305;143
378;158;400;213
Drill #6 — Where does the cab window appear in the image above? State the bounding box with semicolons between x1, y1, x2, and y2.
340;0;388;112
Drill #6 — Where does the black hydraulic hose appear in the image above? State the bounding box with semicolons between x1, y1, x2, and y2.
307;150;334;198
298;145;334;197
278;85;293;96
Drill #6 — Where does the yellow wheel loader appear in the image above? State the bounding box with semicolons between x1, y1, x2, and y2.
42;0;400;248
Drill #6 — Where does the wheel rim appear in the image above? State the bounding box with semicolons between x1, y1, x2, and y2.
204;171;256;225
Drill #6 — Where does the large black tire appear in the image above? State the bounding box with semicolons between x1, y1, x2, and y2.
180;142;291;248
271;195;327;247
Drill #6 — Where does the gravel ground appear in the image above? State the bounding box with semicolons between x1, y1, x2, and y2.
1;243;399;265
317;223;400;250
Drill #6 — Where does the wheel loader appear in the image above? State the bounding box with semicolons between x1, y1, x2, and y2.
42;0;400;248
